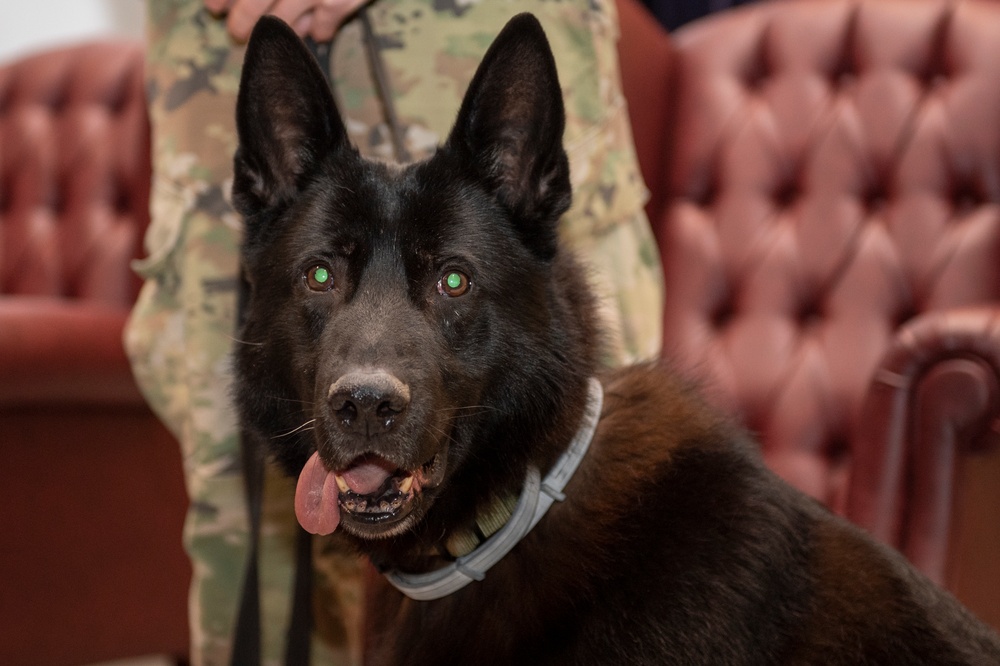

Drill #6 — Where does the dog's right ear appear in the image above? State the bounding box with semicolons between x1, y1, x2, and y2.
232;16;347;215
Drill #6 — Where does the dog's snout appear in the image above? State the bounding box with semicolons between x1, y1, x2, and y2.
328;371;410;437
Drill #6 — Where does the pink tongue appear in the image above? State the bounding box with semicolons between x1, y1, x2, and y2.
294;453;397;535
294;452;341;535
341;457;395;495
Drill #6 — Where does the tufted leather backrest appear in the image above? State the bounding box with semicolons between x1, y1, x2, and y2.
654;0;1000;516
0;42;150;307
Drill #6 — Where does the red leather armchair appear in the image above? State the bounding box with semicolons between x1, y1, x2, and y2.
0;43;190;665
618;0;1000;630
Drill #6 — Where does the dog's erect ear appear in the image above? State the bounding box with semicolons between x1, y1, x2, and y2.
445;14;571;259
233;16;347;215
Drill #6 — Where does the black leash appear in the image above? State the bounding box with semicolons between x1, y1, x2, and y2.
230;11;408;665
231;428;265;665
284;523;315;665
359;11;411;163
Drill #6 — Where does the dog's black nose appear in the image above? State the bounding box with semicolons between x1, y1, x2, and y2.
328;371;410;437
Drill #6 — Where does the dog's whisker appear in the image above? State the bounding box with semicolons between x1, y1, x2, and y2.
423;423;461;449
267;395;315;408
272;419;317;439
434;404;474;411
435;404;503;412
228;334;264;347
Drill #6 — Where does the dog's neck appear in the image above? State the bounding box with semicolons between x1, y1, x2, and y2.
383;377;604;600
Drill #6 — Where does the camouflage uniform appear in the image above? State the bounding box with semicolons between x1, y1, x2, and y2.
124;1;662;664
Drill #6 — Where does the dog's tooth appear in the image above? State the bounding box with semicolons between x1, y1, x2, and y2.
335;475;350;493
399;475;414;494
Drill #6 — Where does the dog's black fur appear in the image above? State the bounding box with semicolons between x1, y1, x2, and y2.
231;13;1000;665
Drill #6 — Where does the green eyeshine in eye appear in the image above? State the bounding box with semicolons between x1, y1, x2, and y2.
446;272;463;290
313;267;330;284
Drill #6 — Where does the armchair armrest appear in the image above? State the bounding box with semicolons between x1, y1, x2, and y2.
847;307;1000;585
0;298;145;408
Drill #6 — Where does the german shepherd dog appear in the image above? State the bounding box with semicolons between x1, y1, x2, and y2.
231;13;1000;665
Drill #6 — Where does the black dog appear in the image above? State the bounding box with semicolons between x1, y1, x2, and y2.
231;13;1000;665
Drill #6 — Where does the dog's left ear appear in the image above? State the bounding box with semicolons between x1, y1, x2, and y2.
232;16;348;216
445;14;571;260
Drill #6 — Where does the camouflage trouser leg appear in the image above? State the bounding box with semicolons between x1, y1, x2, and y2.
125;1;662;664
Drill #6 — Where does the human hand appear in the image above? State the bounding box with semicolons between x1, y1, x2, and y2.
204;0;371;43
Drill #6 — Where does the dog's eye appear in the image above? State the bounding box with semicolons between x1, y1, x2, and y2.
305;264;333;292
437;271;470;297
